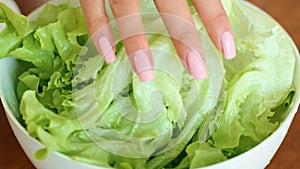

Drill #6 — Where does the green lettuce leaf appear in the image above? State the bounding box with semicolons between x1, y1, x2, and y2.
0;3;32;57
0;0;297;168
177;141;227;168
212;0;296;150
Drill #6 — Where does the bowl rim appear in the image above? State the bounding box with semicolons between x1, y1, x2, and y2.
200;1;300;168
1;0;300;169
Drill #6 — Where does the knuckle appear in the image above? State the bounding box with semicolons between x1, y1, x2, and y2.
109;0;129;6
210;12;228;24
89;17;107;31
174;27;197;42
90;16;106;24
177;30;195;41
171;23;202;50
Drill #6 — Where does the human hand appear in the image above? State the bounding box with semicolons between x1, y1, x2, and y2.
15;0;50;15
80;0;236;82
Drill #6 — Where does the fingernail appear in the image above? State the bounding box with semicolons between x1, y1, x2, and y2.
98;37;117;63
186;50;207;80
139;70;154;82
221;31;236;59
130;50;154;82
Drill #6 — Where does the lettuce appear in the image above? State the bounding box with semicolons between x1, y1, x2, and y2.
0;0;296;168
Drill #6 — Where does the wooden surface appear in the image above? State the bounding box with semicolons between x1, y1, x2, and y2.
0;0;300;168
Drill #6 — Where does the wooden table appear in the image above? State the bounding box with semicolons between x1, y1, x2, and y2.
0;0;299;168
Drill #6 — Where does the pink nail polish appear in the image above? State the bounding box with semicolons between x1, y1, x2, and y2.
98;37;116;63
186;51;207;80
130;50;154;82
139;70;154;82
221;31;236;59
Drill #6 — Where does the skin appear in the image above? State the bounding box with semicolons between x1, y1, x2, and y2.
15;0;50;15
15;0;236;81
80;0;236;81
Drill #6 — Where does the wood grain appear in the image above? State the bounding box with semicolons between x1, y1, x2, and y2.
0;0;300;168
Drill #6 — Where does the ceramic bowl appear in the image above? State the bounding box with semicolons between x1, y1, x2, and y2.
0;1;299;169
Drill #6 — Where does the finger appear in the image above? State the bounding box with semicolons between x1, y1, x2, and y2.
80;0;116;63
191;0;236;59
154;0;207;80
109;0;154;82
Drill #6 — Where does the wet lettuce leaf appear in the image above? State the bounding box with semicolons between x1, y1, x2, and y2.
0;0;296;168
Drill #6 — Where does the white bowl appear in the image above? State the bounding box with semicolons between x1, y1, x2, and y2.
1;1;300;169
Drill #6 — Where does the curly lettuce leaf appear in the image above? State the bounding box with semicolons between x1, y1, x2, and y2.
0;0;297;168
0;3;32;57
177;141;227;168
212;0;296;150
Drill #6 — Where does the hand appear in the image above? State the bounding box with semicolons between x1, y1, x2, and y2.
80;0;236;82
15;0;50;15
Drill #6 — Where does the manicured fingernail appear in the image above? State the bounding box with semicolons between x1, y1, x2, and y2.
139;70;154;82
221;31;236;59
98;37;116;63
130;50;154;82
186;50;207;80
